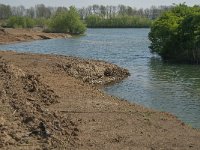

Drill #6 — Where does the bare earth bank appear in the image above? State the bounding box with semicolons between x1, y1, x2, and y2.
0;28;71;44
0;51;200;150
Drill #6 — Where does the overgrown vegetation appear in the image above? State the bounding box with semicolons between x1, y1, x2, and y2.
48;6;86;34
6;16;35;28
1;5;86;34
149;4;200;64
2;16;50;29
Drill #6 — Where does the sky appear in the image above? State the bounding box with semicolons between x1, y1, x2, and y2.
0;0;199;8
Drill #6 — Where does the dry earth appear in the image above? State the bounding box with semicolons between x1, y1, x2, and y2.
0;28;71;44
1;28;200;150
0;50;200;150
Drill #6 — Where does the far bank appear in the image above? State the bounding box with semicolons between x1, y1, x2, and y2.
0;28;71;44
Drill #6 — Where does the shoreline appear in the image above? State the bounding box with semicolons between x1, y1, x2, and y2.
0;50;200;149
0;28;71;45
1;28;200;149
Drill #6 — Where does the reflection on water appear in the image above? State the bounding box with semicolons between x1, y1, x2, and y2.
149;58;200;128
1;28;200;128
105;57;200;128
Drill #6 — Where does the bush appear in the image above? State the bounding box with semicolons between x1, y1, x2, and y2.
86;15;152;28
34;18;50;28
48;6;86;34
6;16;35;28
149;4;200;63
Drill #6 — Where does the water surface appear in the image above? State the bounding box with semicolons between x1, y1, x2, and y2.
1;28;200;128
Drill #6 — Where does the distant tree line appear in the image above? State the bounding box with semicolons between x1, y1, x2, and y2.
85;15;152;28
149;4;200;64
79;5;172;20
0;4;86;34
81;5;165;28
0;4;172;32
0;4;172;20
0;3;173;29
0;4;58;19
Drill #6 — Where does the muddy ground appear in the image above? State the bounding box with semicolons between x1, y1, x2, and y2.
0;50;200;150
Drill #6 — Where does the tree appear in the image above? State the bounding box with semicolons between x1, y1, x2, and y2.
26;7;35;18
35;4;51;18
99;5;106;18
56;7;68;14
149;4;200;63
86;15;102;27
11;5;25;16
86;14;151;28
49;6;86;34
0;4;12;19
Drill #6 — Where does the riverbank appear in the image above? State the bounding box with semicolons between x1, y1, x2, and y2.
0;28;71;44
0;50;200;149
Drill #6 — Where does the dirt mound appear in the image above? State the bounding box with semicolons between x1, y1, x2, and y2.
22;74;59;105
0;61;79;149
0;52;131;149
56;58;130;85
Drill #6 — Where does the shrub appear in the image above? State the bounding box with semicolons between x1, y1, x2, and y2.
6;16;35;28
48;6;86;34
85;15;152;28
34;18;50;28
149;4;200;63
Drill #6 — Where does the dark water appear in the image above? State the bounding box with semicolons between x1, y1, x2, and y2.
1;28;200;128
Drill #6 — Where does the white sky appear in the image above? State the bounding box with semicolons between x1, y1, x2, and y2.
0;0;199;8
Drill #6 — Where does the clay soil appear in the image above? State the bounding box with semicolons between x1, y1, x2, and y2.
1;29;200;150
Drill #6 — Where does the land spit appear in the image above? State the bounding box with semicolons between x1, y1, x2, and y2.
0;28;71;44
0;50;200;150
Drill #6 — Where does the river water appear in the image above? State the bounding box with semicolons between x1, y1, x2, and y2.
1;28;200;128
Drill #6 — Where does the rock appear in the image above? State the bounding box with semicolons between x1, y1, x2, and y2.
0;28;7;35
56;59;130;85
0;117;6;127
104;68;114;77
39;35;51;40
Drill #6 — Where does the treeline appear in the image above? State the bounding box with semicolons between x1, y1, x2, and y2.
0;4;69;28
0;4;57;19
79;5;172;20
0;4;172;20
0;3;172;28
149;4;200;64
82;5;165;28
86;15;152;28
0;4;86;34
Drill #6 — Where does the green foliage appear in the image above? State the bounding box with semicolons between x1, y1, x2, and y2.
6;16;35;28
48;6;86;34
34;18;50;28
86;15;152;28
5;6;86;35
149;4;200;63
